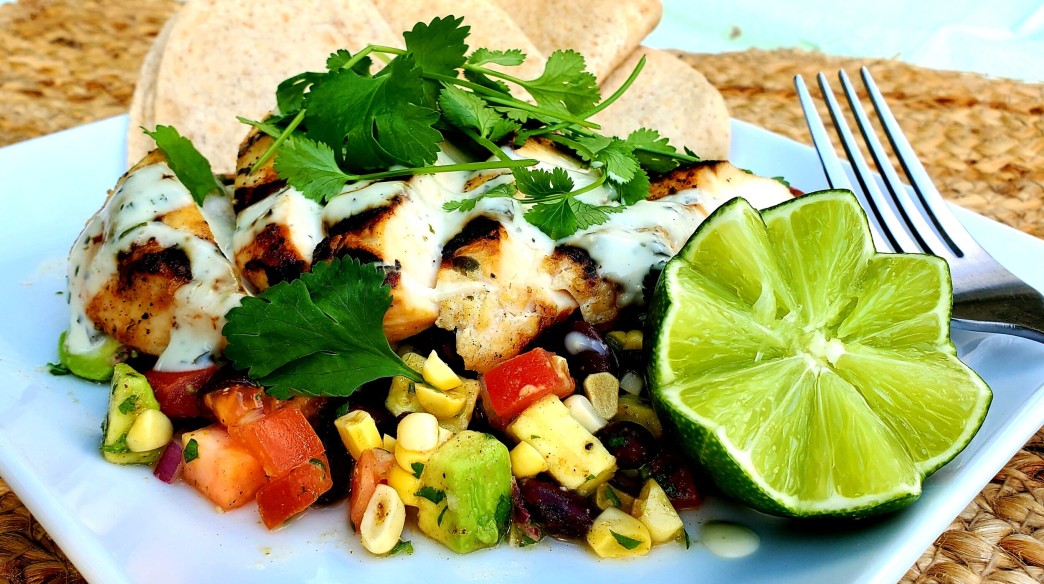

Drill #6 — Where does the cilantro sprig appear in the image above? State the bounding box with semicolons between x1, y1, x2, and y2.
144;125;224;206
222;257;424;399
242;16;699;239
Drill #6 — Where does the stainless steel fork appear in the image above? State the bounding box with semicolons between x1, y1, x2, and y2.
795;67;1044;344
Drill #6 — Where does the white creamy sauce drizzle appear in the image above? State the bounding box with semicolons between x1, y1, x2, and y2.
701;521;760;558
66;162;243;371
233;187;324;274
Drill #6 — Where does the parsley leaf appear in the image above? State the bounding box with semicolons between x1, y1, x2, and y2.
443;182;516;212
525;50;599;116
144;126;223;206
303;58;442;172
273;137;351;203
610;530;643;550
525;198;622;240
416;486;446;505
438;85;518;142
468;48;525;67
222;257;424;399
183;438;199;463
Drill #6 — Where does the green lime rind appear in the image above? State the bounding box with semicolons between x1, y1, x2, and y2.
648;190;992;519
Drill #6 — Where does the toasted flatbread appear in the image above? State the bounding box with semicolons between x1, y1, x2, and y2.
153;0;397;174
496;0;661;81
592;46;730;160
372;0;547;82
126;13;175;167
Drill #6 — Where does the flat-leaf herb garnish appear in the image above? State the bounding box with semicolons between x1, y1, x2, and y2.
222;257;424;399
143;125;224;206
241;15;699;239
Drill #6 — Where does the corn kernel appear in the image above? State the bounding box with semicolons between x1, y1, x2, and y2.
564;394;608;433
394;443;431;473
382;433;396;452
510;441;549;479
422;350;461;390
624;330;643;351
387;463;423;507
334;410;383;460
607;330;627;347
595;483;635;513
437;425;453;446
359;484;406;555
396;412;440;452
583;372;620;419
587;507;652;558
619;371;644;396
438;379;481;433
632;479;684;543
125;409;173;453
416;384;467;419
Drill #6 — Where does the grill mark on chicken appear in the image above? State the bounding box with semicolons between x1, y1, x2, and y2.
87;238;193;355
545;246;620;325
648;160;733;199
441;216;500;259
233;128;285;212
234;179;288;213
239;223;308;287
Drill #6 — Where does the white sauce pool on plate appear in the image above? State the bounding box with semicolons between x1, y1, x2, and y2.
702;521;760;558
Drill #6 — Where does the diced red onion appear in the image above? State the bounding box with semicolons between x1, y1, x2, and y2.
153;439;183;484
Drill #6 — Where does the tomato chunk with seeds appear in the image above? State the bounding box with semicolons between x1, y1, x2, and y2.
481;348;575;426
180;425;267;510
256;455;334;529
145;366;217;418
349;448;395;530
229;406;325;478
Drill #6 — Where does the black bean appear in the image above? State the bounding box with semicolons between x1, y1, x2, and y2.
312;400;355;506
648;450;702;509
596;421;659;470
563;321;617;379
519;478;597;540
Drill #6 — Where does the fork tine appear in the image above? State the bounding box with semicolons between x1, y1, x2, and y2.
816;72;929;254
794;74;892;252
859;67;982;258
836;70;954;259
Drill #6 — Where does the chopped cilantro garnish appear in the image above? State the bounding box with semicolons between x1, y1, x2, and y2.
411;462;424;479
605;486;622;508
143;125;224;206
222;257;423;399
47;362;71;376
389;539;414;556
117;395;139;415
437;506;449;526
415;486;446;505
679;528;691;549
183;438;199;463
610;530;643;550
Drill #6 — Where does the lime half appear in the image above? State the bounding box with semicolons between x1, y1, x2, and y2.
648;190;992;518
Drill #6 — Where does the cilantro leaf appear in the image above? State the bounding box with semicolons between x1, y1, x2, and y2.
275;71;323;116
524;50;599;116
625;128;683;174
183;438;199;463
513;167;574;200
389;540;414;556
468;48;525;67
611;530;643;550
273;137;351;203
326;49;372;75
303;58;442;172
415;486;446;505
144;126;224;206
439;85;519;142
464;69;512;96
222;257;423;399
524;198;621;240
574;136;638;183
47;362;71;376
443;182;515;212
614;167;651;206
403;16;469;78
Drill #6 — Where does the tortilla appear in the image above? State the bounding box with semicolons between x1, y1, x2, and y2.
153;0;398;174
372;0;547;83
495;0;660;81
126;13;175;167
592;46;731;161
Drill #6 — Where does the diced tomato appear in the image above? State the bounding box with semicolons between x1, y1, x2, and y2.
180;425;267;510
203;383;264;427
262;395;327;420
145;366;217;418
256;455;334;529
348;448;394;530
480;348;576;426
228;406;326;478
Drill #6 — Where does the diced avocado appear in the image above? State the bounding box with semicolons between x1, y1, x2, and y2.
100;364;164;465
416;431;512;554
58;330;124;381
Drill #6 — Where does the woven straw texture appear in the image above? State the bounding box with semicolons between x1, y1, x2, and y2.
1;1;1042;583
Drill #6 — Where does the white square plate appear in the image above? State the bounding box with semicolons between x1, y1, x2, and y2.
1;116;1042;584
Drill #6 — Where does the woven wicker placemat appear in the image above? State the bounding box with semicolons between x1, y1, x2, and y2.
1;1;1042;583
